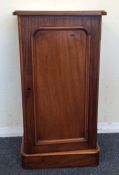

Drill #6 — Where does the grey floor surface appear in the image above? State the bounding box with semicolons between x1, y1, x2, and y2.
0;133;119;175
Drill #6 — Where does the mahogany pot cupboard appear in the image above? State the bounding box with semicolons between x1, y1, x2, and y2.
13;11;107;169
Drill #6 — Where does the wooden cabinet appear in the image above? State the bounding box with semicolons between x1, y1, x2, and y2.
13;11;106;169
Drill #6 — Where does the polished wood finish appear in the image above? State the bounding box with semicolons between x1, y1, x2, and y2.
14;11;106;168
21;143;100;169
13;10;107;16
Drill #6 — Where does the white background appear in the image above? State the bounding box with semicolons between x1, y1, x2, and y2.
0;0;119;136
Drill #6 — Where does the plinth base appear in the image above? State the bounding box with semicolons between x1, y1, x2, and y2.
21;143;100;169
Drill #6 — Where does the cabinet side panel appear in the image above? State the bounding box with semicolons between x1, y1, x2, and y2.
18;16;35;153
88;16;102;148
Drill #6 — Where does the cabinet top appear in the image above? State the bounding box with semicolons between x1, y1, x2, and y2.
13;10;107;16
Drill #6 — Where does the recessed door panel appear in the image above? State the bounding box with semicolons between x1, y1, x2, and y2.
32;27;90;152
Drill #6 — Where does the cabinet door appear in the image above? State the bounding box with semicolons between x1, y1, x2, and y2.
19;16;101;153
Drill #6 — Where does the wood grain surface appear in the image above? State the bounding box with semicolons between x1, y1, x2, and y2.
14;11;106;168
